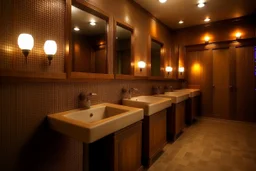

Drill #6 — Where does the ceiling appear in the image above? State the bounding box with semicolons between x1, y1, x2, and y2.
72;6;106;36
134;0;256;29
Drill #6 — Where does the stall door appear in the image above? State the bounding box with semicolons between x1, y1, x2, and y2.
212;49;231;119
235;46;255;122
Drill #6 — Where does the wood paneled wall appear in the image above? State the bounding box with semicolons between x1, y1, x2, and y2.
175;15;256;71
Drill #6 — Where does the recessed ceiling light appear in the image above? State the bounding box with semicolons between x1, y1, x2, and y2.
204;17;211;22
179;20;184;24
197;3;205;8
90;19;96;26
159;0;167;3
74;27;80;31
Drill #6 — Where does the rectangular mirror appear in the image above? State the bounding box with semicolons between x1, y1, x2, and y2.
115;23;133;76
71;5;108;74
151;40;163;77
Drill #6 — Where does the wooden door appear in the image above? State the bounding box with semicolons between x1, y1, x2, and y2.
200;50;213;116
212;49;231;119
235;46;256;122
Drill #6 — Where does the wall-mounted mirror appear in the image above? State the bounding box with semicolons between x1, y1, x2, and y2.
151;40;163;77
71;5;108;74
115;23;133;76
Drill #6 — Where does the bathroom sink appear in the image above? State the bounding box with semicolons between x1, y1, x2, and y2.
48;103;143;143
174;89;200;98
156;92;189;103
122;96;172;116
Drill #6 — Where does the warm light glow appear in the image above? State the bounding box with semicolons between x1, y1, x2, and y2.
44;40;57;55
179;20;184;24
138;61;146;69
159;0;167;3
74;27;80;31
236;32;242;39
192;63;201;73
197;3;205;8
18;33;34;50
90;19;96;26
204;36;210;43
166;66;173;72
204;17;211;22
179;67;185;72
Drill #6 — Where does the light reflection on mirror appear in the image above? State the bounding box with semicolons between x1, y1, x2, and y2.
71;5;108;73
151;40;162;76
116;25;132;75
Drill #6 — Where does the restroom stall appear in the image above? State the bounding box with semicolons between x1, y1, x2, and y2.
185;43;256;122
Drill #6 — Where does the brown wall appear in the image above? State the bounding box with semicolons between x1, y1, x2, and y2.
175;15;256;69
0;0;179;170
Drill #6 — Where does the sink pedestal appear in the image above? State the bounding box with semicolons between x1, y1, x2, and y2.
167;101;186;141
83;121;143;171
142;109;167;167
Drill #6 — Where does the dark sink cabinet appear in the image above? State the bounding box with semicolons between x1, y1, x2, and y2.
86;121;143;171
142;109;167;167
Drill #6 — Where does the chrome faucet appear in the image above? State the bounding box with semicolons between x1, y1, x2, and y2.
128;88;138;99
152;86;161;95
79;92;97;108
122;88;138;99
165;85;173;92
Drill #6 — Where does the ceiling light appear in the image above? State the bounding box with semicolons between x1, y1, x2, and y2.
90;22;96;26
204;17;210;22
197;0;205;8
179;20;184;24
159;0;167;3
74;27;80;31
90;19;96;26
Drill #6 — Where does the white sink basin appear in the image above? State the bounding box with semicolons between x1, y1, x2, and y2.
156;92;189;104
174;89;200;98
122;96;172;116
48;103;143;143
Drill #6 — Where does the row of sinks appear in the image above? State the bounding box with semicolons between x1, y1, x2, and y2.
48;89;200;143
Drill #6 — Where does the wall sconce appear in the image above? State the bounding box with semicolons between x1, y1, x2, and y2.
44;40;57;65
179;67;185;75
138;61;146;72
204;36;210;43
236;32;242;40
18;33;34;62
165;66;173;75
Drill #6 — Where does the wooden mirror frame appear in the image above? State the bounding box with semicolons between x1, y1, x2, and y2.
65;0;114;80
113;20;135;80
148;36;165;80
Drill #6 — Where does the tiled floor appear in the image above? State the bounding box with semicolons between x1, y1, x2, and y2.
148;118;256;171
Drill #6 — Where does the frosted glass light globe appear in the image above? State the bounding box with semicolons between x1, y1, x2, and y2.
166;66;173;72
18;33;34;50
138;61;146;69
44;40;57;55
179;67;185;72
